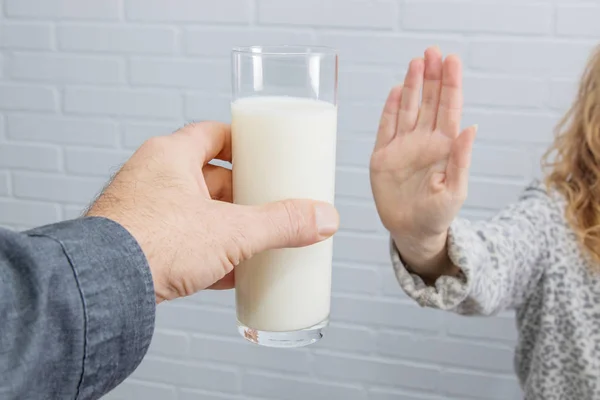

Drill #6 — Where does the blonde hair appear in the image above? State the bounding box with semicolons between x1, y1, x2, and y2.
544;45;600;262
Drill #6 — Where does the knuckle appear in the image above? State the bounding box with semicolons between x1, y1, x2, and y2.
279;200;308;242
228;228;253;265
142;136;167;151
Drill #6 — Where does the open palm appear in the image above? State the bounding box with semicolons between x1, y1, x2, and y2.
370;47;477;243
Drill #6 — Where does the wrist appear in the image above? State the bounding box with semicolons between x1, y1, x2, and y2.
392;230;457;280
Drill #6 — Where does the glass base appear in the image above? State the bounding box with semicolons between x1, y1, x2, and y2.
237;318;328;348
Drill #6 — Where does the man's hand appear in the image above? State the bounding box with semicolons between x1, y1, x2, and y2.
87;122;339;303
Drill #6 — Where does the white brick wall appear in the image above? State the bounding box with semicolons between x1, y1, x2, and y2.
0;0;593;399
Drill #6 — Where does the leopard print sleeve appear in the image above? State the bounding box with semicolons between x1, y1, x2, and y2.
391;182;556;316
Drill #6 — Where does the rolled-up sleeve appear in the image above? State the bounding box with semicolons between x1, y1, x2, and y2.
0;217;155;400
391;184;554;316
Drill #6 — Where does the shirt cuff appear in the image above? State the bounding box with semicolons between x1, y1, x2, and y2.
28;216;155;399
390;220;474;311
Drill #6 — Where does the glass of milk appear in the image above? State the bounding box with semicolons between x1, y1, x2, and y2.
231;46;338;348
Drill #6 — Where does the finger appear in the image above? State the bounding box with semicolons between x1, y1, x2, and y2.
203;164;232;202
436;55;463;138
172;121;232;164
397;58;424;134
374;85;403;150
240;200;339;254
208;270;234;290
417;47;443;130
446;125;477;198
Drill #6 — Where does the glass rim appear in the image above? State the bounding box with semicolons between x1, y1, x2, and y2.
231;45;338;56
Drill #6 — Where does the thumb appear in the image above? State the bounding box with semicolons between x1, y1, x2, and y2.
241;199;339;254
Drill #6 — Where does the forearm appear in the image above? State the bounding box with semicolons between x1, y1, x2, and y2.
0;218;155;400
392;231;461;283
391;187;550;316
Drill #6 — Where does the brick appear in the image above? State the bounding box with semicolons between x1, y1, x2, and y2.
103;380;177;400
370;388;450;400
0;143;61;171
440;370;521;400
7;115;118;147
185;28;314;56
58;25;176;54
155;303;238;337
337;201;385;233
336;169;371;199
339;67;396;102
459;208;496;221
313;353;439;390
403;1;552;34
6;0;120;19
381;266;410;299
337;137;374;168
317;33;466;65
12;172;104;203
0;199;60;226
125;0;251;23
461;110;558;145
333;233;390;264
147;330;190;358
0;23;53;49
548;79;577;111
445;313;518;343
463;75;546;108
185;93;231;122
378;331;514;373
339;103;382;133
331;295;444;331
0;84;57;111
180;390;240;400
315;323;376;354
465;179;524;210
258;0;397;29
132;357;237;393
530;147;548;181
122;122;181;149
62;204;85;220
64;88;182;119
0;172;9;196
469;40;594;78
332;265;379;295
190;337;310;373
187;290;235;308
65;148;129;177
557;5;600;36
129;58;229;91
470;145;529;179
8;53;124;84
242;372;366;400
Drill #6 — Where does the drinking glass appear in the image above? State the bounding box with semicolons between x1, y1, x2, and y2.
231;45;338;348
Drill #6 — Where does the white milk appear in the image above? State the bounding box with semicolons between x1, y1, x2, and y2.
232;96;337;332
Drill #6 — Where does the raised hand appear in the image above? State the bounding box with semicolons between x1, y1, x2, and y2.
369;47;477;277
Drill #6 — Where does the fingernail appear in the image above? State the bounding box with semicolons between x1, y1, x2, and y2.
315;204;339;237
473;124;479;132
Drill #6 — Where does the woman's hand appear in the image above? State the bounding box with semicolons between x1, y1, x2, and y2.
369;47;476;278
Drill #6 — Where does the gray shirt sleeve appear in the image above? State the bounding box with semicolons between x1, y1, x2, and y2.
391;183;555;316
0;217;155;400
